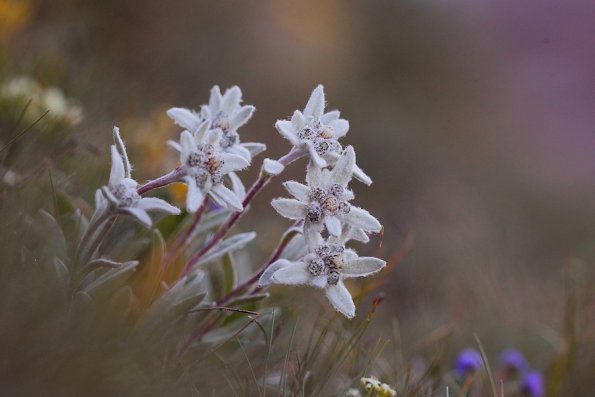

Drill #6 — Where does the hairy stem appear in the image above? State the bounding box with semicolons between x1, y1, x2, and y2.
137;166;186;195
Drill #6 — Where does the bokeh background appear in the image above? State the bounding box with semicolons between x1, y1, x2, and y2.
2;0;594;395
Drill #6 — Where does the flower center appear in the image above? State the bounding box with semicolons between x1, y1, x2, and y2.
111;183;140;208
186;144;225;188
306;185;351;223
297;120;342;156
212;111;230;132
307;243;346;285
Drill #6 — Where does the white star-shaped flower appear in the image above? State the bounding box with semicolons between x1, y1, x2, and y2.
98;127;180;228
179;127;250;213
271;146;381;246
167;85;266;162
258;235;385;319
275;85;372;185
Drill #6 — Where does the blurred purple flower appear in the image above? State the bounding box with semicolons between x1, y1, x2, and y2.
521;371;544;397
454;348;483;378
499;348;529;375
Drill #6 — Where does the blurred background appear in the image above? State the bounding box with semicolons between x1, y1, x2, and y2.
1;0;594;395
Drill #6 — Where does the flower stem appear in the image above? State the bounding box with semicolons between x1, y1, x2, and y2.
164;200;208;267
216;223;300;306
137;166;186;195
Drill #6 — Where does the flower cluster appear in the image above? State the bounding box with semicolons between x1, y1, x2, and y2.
167;86;265;212
260;85;385;319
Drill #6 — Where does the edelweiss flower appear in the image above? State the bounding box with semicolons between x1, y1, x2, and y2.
275;85;371;185
98;127;180;227
271;146;381;246
258;235;385;318
167;85;265;162
179;128;249;212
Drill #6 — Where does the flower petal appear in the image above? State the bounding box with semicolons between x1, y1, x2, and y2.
321;110;340;124
345;206;381;233
329;119;349;139
222;86;242;113
167;107;201;133
271;198;306;220
263;158;284;175
324;215;342;236
208;85;223;112
258;259;294;287
185;178;205;213
210;184;243;212
325;281;355;318
112;127;131;178
229;105;254;130
109;145;125;186
180;130;197;162
227;172;246;201
291;110;306;130
194;120;211;144
271;261;312;285
121;207;152;228
329;146;355;187
276;120;300;146
304;85;325;119
346;227;370;243
343;257;386;278
227;144;252;162
353;163;372;186
220;153;250;174
283;181;310;202
167;140;182;152
137;197;181;215
306;161;323;187
242;142;267;157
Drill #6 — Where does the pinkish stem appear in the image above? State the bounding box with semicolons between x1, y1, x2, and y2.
137;166;186;195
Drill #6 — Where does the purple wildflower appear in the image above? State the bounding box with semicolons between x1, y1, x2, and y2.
499;348;529;375
454;348;484;378
521;371;545;397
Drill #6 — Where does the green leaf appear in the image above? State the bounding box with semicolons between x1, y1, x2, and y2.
84;260;138;300
222;253;237;296
51;256;70;291
196;232;256;266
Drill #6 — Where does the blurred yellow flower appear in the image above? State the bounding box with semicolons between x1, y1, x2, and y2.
0;0;34;39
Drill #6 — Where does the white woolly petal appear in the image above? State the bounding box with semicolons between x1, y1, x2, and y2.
306;161;323;187
306;143;327;168
122;207;152;228
229;105;254;130
210;184;243;212
200;105;211;120
345;206;381;233
109;145;125;186
324;215;342;236
330;146;355;187
137;197;181;215
271;262;312;285
347;227;370;243
258;259;294;287
94;188;108;212
205;129;222;146
343;257;386;278
263;158;284;175
185;178;205;213
220;153;250;174
276;120;300;146
180;130;197;162
283;181;310;202
208;86;223;112
222;86;242;114
321;110;340;124
291;110;306;130
167;107;201;133
100;186;119;206
242;142;266;157
271;198;306;220
228;172;246;201
194;120;210;144
329;119;349;139
167;140;182;152
353;163;372;186
112;127;131;178
304;222;324;249
325;282;355;319
227;145;252;162
304;85;325;119
343;248;359;262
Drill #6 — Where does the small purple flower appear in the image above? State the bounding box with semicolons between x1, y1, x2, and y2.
521;371;544;397
455;348;484;378
499;348;529;375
